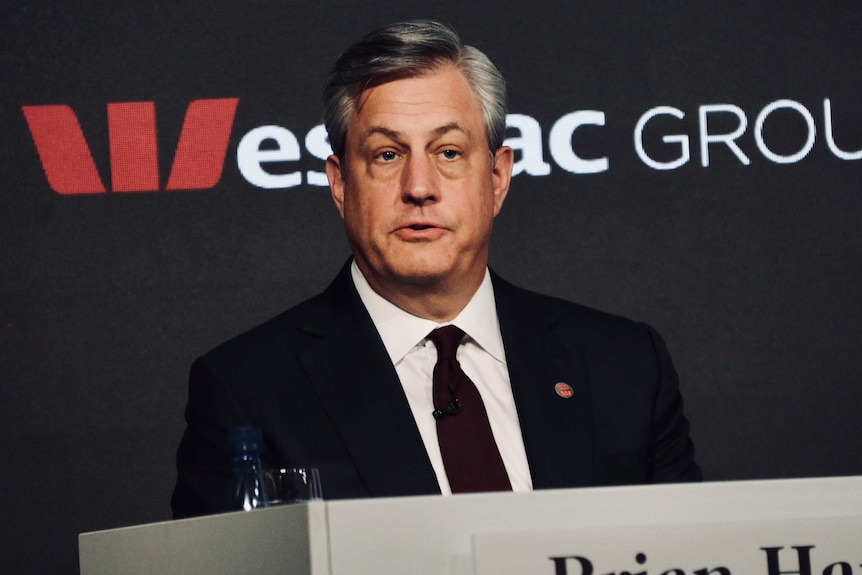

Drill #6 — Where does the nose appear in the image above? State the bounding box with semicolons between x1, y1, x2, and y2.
401;153;440;205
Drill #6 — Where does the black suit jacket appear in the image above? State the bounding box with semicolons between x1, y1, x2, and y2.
172;262;700;518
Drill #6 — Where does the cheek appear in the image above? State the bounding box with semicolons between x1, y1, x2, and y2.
345;192;384;235
341;191;366;233
471;188;499;220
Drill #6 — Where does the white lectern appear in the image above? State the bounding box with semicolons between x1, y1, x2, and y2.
80;476;862;575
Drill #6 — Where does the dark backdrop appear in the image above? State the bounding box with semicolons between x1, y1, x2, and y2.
2;2;861;573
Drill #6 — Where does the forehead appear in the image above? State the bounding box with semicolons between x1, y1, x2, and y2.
348;65;485;142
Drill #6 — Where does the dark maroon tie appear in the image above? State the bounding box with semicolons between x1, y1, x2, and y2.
429;325;512;493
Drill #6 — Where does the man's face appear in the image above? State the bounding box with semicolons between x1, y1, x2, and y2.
327;65;513;304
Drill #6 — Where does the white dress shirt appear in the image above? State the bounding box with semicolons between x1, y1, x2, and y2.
350;261;533;494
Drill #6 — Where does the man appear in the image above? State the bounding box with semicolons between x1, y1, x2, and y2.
172;20;700;518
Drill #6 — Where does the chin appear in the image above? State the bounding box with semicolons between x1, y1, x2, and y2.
385;259;454;286
391;267;449;286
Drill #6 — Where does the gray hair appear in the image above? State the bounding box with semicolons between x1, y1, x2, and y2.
323;20;507;160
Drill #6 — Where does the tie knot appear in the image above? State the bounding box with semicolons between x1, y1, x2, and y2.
429;325;465;359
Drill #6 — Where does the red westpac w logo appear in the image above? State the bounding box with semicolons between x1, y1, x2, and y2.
22;98;239;194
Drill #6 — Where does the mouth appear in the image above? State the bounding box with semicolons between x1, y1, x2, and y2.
394;221;446;240
397;220;442;231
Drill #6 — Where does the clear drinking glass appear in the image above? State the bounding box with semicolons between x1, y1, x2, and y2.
264;468;322;504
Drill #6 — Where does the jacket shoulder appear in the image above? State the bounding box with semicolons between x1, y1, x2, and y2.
492;273;648;338
204;292;323;362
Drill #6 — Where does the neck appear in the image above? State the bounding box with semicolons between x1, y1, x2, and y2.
357;264;486;323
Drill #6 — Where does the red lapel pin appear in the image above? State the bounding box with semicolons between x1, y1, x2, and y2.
554;382;574;398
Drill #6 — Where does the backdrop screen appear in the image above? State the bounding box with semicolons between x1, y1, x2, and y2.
2;2;860;573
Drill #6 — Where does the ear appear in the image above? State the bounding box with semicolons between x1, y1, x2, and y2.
490;146;513;216
326;155;346;219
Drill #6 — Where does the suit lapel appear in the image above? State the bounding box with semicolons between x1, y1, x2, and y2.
493;274;595;489
297;264;440;497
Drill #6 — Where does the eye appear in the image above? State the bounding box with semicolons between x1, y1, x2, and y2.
439;149;461;161
378;150;399;162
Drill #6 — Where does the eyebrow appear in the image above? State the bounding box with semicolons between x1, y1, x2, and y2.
432;123;469;138
361;125;401;142
360;122;471;144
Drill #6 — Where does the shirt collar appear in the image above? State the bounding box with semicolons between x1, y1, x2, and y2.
350;261;506;366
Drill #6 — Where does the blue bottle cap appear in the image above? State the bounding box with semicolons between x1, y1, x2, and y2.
229;426;263;454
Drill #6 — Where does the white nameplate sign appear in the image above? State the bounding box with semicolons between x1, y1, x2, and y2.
474;516;862;575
